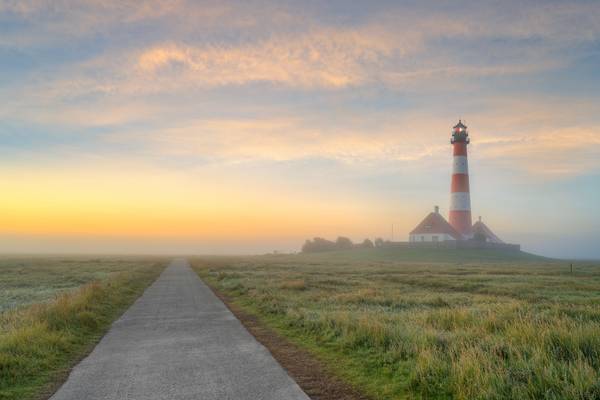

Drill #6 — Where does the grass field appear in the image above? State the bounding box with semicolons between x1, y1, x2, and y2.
0;256;165;313
193;248;600;400
0;256;166;400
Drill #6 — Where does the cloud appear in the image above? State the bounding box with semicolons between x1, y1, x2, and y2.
9;0;600;99
134;27;399;89
0;1;242;49
476;126;600;178
104;113;450;166
464;98;600;178
5;79;599;181
3;1;600;180
98;96;600;181
100;2;600;91
470;1;600;42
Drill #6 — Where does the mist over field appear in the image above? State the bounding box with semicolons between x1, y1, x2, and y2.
0;233;598;260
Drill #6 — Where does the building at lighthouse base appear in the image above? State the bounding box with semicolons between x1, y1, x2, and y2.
408;206;520;251
409;206;462;243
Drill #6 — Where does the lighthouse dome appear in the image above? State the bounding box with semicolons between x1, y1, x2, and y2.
453;120;467;130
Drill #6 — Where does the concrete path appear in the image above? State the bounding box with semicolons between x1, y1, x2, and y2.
51;259;310;400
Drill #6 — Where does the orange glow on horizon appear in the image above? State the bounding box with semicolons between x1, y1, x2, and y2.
1;165;405;241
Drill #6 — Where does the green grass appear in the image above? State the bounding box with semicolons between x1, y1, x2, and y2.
192;249;600;400
0;256;165;312
0;256;166;400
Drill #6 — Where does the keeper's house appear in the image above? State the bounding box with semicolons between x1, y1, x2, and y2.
409;206;462;243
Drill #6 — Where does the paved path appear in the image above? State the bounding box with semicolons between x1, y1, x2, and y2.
51;259;309;400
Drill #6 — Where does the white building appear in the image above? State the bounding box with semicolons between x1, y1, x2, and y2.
409;206;463;242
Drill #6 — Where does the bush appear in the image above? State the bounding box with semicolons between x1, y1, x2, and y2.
359;239;374;248
301;237;337;252
335;237;354;250
301;236;357;252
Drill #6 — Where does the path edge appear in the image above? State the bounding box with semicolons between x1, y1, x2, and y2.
197;274;372;400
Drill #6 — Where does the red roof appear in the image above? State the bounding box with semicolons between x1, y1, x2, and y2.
472;220;504;243
410;212;463;240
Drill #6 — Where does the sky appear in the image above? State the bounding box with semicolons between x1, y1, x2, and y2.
1;0;599;258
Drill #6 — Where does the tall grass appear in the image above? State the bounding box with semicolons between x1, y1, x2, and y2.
0;260;164;400
192;252;600;400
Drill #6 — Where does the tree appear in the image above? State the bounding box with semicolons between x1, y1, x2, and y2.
361;238;374;248
302;237;337;252
301;240;312;253
335;236;354;250
374;238;384;248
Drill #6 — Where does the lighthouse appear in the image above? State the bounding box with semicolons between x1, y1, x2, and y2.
408;120;519;250
449;120;472;238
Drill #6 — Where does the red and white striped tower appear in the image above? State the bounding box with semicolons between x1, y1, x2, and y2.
449;120;472;238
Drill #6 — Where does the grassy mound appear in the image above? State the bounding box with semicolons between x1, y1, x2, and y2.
0;259;164;400
299;247;548;263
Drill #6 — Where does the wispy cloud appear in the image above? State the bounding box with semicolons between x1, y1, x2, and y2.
87;95;599;180
135;28;398;89
7;0;599;99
